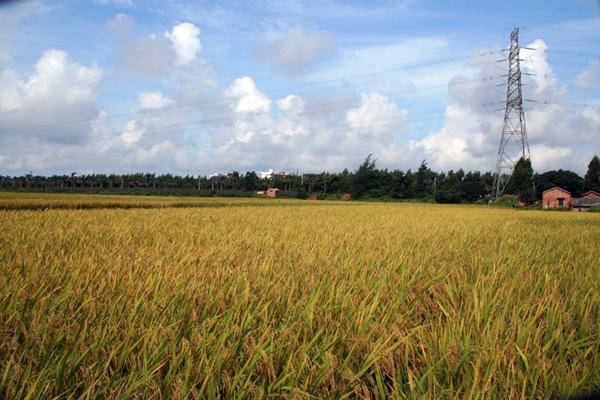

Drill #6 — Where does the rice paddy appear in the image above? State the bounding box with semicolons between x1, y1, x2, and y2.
0;193;599;399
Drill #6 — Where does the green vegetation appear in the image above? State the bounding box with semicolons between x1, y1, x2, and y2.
536;169;586;197
1;194;599;398
492;194;519;208
505;157;535;203
584;155;600;193
3;154;598;204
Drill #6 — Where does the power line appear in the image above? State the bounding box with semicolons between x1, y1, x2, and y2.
1;73;596;138
1;36;595;132
0;53;477;118
0;52;506;127
0;81;486;137
5;50;593;134
2;96;596;155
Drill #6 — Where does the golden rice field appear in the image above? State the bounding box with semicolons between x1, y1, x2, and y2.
0;192;311;210
1;192;599;399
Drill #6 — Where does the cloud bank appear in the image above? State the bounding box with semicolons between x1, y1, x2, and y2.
1;11;598;176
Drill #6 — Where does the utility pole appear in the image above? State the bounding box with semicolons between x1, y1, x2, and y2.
492;28;532;199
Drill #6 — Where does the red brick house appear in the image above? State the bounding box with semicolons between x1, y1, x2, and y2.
307;194;318;200
543;187;600;211
543;187;572;209
265;188;279;198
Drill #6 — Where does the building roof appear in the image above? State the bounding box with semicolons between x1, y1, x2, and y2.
542;186;571;195
572;197;600;207
581;190;600;199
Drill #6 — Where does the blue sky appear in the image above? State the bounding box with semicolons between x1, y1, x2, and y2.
0;0;599;175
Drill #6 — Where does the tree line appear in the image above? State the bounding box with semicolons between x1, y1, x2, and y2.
1;155;599;203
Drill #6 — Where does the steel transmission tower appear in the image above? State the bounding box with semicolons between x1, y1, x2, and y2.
492;28;531;199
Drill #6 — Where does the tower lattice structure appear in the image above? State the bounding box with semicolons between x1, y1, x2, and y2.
492;27;531;199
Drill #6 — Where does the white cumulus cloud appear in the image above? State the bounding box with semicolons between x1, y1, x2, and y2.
120;120;144;144
165;23;202;65
277;94;304;114
346;92;408;142
226;76;271;114
138;91;174;110
0;49;102;144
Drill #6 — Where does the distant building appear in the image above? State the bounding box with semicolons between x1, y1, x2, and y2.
265;188;279;198
543;187;572;209
308;194;318;201
572;191;600;212
339;193;352;200
542;187;600;211
275;171;297;177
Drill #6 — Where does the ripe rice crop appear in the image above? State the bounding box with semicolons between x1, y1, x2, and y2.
1;193;599;398
0;192;313;211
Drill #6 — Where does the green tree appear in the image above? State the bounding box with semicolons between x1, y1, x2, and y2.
388;171;405;199
535;169;583;198
243;171;258;191
584;155;600;193
415;160;432;198
505;157;535;203
231;171;240;189
351;154;378;198
461;171;487;202
338;168;351;193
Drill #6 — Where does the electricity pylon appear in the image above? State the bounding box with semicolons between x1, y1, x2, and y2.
492;28;532;199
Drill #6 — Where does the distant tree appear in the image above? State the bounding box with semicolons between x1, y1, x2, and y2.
351;154;378;198
584;155;600;193
243;171;258;191
337;168;351;193
459;171;487;202
403;170;416;198
7;156;581;204
415;160;432;198
370;168;392;198
535;169;583;198
435;189;462;203
231;171;240;189
460;181;486;202
388;170;405;199
505;157;535;203
296;185;308;199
